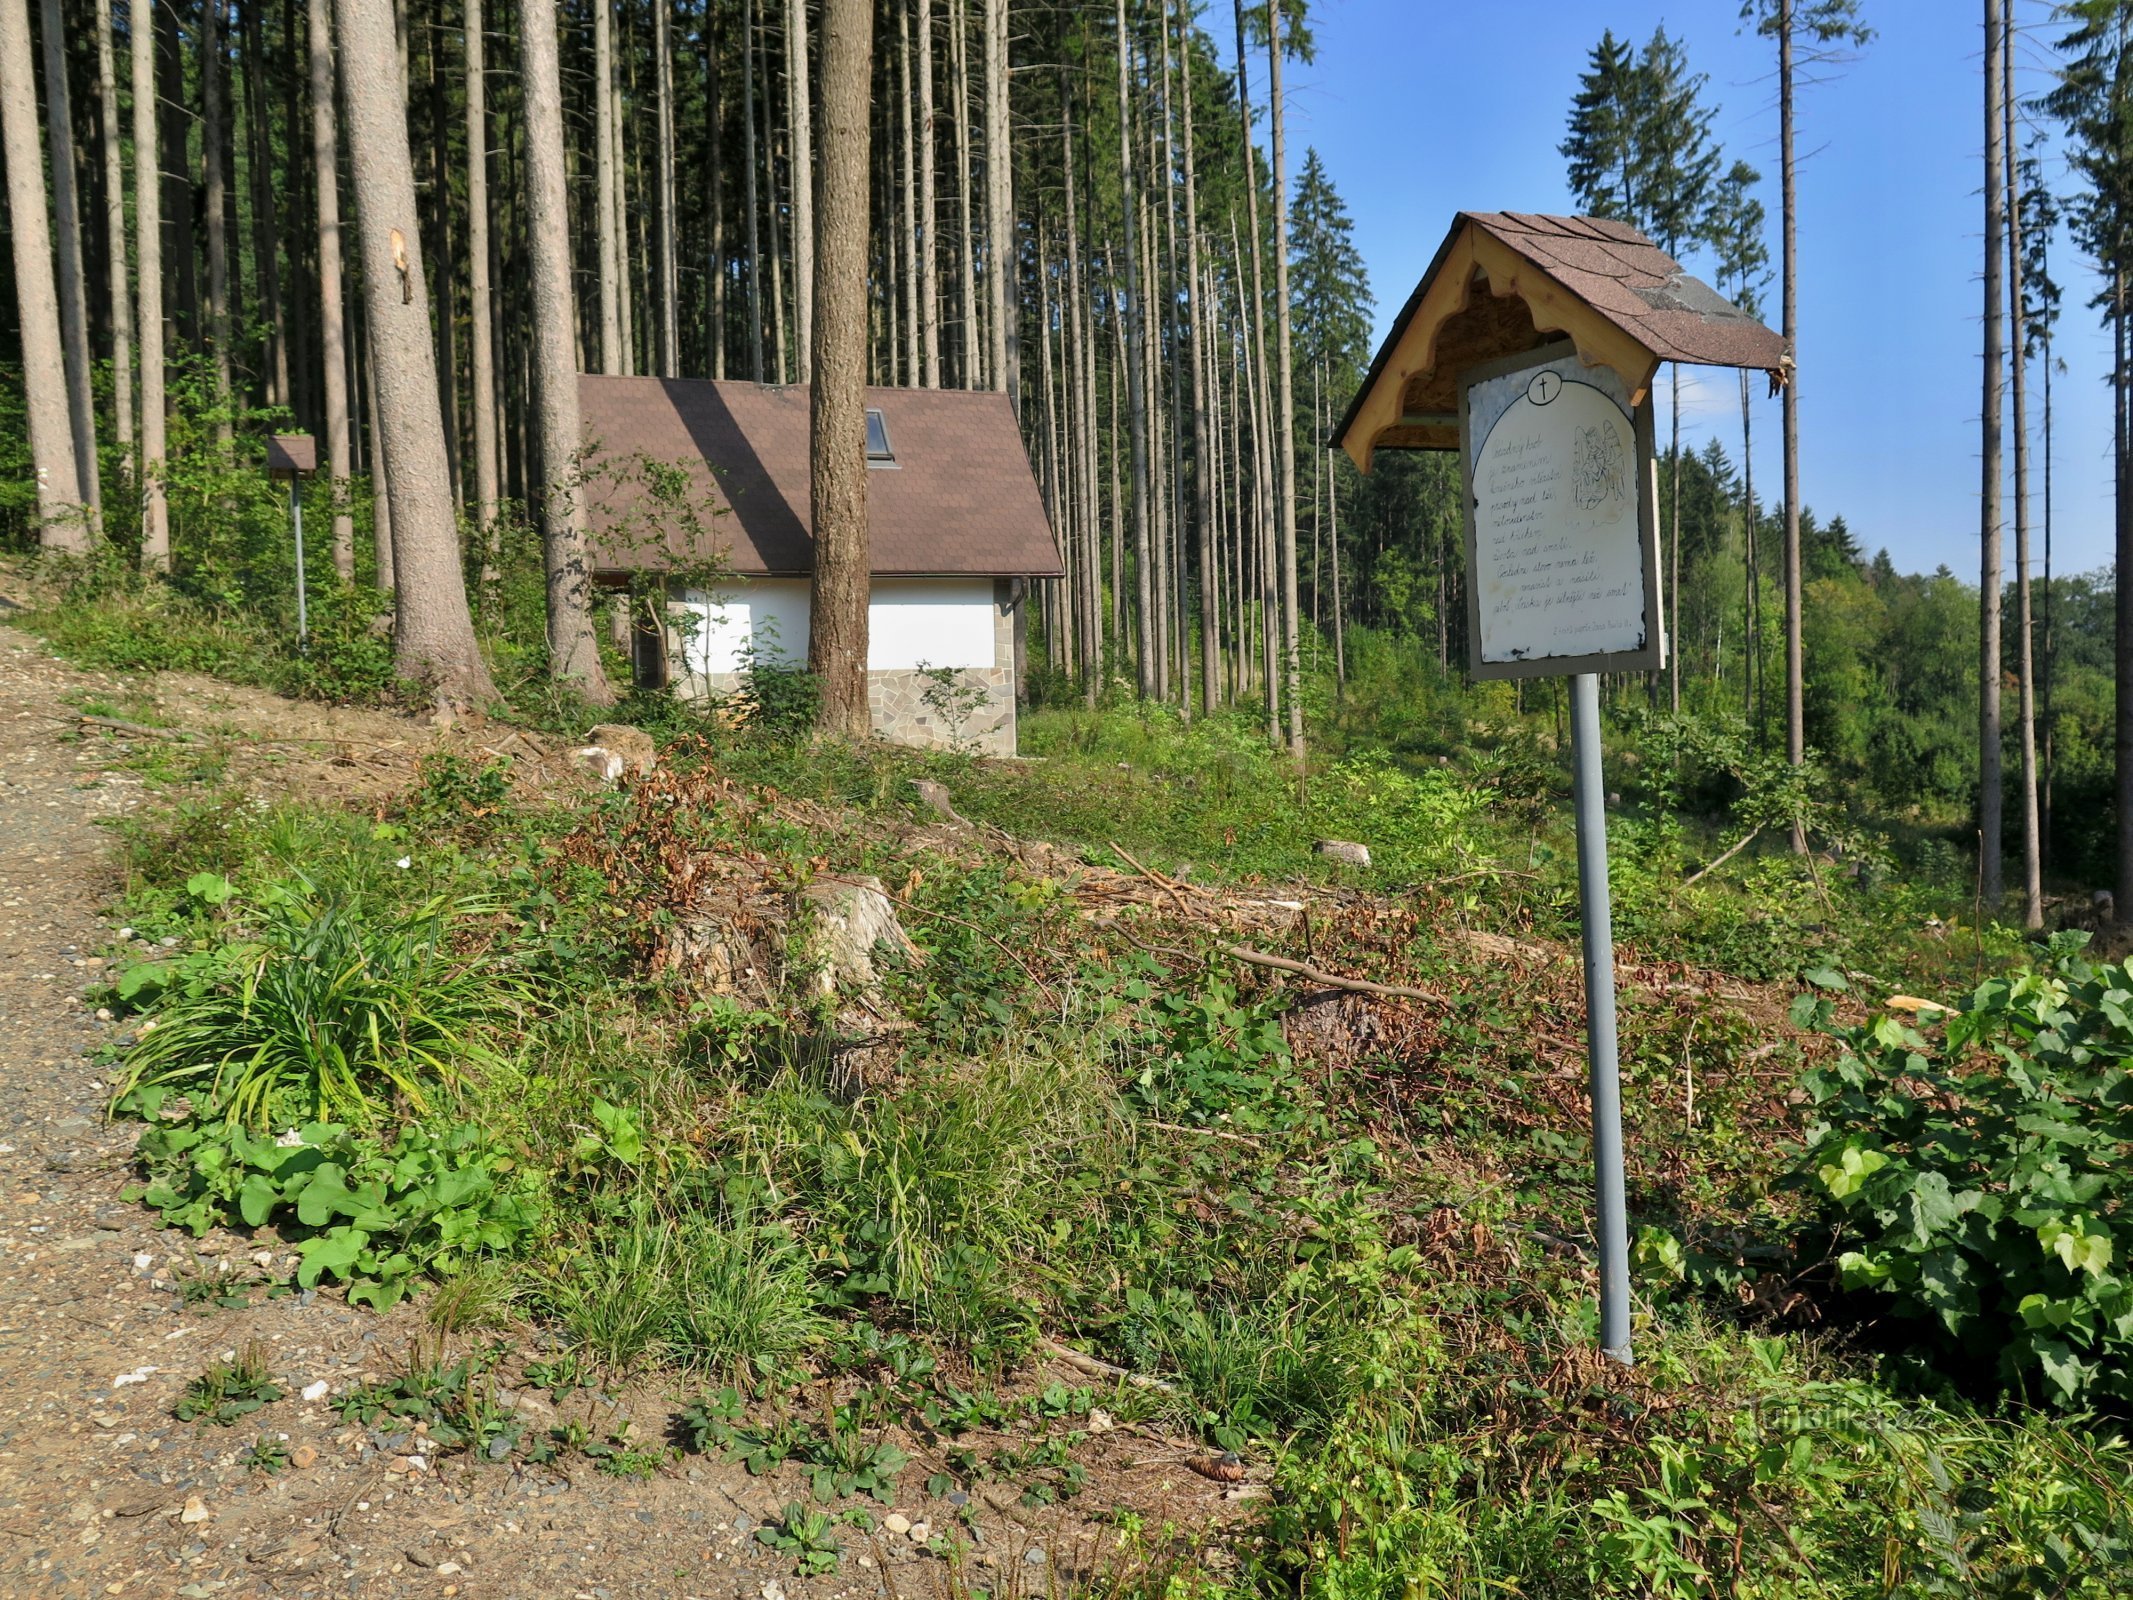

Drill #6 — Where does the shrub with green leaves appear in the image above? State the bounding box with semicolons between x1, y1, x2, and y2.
1796;934;2133;1405
114;881;518;1129
128;1118;543;1310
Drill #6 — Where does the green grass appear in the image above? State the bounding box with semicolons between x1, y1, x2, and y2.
86;661;2132;1596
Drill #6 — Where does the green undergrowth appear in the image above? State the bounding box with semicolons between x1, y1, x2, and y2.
87;728;2131;1596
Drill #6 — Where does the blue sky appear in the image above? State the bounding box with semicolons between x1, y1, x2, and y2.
1277;0;2111;581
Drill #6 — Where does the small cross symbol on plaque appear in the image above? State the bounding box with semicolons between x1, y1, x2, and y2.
1529;370;1561;405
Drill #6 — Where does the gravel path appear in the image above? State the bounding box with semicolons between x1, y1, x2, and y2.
0;620;1219;1598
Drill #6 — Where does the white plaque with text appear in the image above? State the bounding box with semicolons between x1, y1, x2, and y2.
1458;343;1663;679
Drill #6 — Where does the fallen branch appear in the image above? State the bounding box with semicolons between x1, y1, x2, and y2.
1039;1338;1179;1395
1107;840;1196;916
1684;826;1762;888
1222;944;1437;1004
79;715;196;742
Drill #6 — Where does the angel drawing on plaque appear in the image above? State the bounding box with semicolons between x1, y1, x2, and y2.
1571;421;1628;519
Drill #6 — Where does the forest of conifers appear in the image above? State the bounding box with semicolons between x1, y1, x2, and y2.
0;0;2123;903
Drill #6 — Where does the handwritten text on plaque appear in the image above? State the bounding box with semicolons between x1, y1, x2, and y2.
1465;357;1648;665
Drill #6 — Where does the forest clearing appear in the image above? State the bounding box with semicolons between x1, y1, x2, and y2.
7;0;2133;1594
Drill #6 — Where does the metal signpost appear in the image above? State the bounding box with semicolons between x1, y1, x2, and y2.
1331;212;1788;1368
1456;341;1661;1365
266;435;318;655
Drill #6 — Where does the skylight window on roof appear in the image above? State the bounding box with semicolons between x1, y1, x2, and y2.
865;408;895;464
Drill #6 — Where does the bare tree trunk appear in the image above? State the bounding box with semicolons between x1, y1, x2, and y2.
1176;6;1214;712
743;0;764;380
1266;0;1301;766
1740;368;1757;731
1062;107;1096;703
708;3;727;378
335;0;496;704
655;0;678;376
766;33;788;383
786;0;814;361
467;0;500;541
900;2;920;383
1231;11;1274;741
2002;0;2039;928
240;3;288;408
2119;269;2133;923
1117;0;1151;697
310;0;356;575
41;0;103;512
423;16;460;510
96;0;133;473
594;0;622;371
1980;0;2005;909
810;0;874;737
133;0;168;565
982;0;1011;400
365;326;395;587
950;0;976;386
1;0;86;542
523;0;613;701
201;0;235;439
1778;0;1805;842
916;0;938;384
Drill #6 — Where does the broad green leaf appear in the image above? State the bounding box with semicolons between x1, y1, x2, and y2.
185;871;237;905
236;1172;281;1229
295;1226;369;1286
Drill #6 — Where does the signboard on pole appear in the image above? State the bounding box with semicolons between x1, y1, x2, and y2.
1458;342;1664;680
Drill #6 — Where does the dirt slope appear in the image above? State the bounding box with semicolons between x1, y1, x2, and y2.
0;622;1243;1600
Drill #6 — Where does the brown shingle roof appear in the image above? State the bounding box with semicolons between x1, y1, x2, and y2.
1334;211;1786;470
577;376;1064;579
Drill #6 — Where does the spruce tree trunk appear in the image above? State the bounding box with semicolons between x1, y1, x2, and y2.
1777;0;1806;844
1117;0;1152;697
202;0;235;438
1979;0;2005;910
809;0;874;737
1231;9;1275;741
951;0;976;387
1266;0;1301;766
41;0;103;513
916;0;938;384
96;0;134;470
133;0;169;565
467;0;500;538
594;0;623;371
240;4;288;408
1178;3;1214;712
523;0;613;701
2003;0;2039;929
900;4;920;382
423;18;460;510
2119;272;2133;923
1;0;87;542
743;0;764;380
655;0;678;376
786;0;814;361
335;0;496;704
160;2;197;348
310;0;355;575
708;4;727;378
982;0;1011;400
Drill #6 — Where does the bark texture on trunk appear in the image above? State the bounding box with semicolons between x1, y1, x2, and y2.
982;0;1012;400
916;0;938;385
1;0;87;542
594;0;623;372
335;0;495;704
96;0;133;467
1267;0;1302;768
523;0;613;701
132;0;169;565
311;0;355;575
1117;0;1151;696
2003;0;2040;930
809;0;875;738
467;0;500;535
787;0;815;362
42;0;103;515
1779;0;1805;844
1979;0;2005;909
203;0;235;435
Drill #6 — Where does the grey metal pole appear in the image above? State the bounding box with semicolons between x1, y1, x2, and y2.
290;479;309;654
1569;671;1632;1364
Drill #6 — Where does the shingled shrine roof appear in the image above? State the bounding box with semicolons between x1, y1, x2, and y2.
1333;211;1788;470
577;376;1063;579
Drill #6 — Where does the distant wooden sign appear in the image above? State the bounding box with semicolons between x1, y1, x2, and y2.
266;434;317;476
1458;342;1663;680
